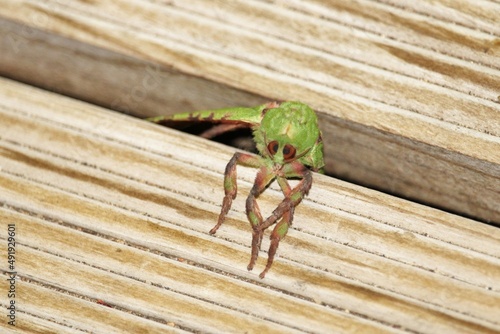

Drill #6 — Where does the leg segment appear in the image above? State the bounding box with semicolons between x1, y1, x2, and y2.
209;152;264;235
246;166;276;271
259;163;312;232
258;163;313;278
259;204;294;278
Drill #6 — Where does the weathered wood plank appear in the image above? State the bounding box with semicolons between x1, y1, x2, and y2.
0;264;184;333
0;16;265;116
0;0;498;223
1;78;499;332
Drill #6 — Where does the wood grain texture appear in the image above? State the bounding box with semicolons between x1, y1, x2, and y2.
0;0;499;223
1;78;500;333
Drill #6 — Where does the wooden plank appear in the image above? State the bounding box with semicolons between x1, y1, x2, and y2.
1;78;500;333
0;0;498;223
0;272;184;333
0;17;265;116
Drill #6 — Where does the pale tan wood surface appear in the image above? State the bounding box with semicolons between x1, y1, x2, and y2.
1;79;500;333
0;0;498;224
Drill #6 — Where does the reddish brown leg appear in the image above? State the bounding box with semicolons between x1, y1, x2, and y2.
246;166;276;271
200;123;251;139
259;163;312;232
209;152;264;235
259;205;294;278
258;163;313;278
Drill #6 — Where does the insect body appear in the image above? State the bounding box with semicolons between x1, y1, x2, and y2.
148;101;324;278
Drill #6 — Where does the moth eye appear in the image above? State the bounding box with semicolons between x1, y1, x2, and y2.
267;141;279;155
282;144;296;160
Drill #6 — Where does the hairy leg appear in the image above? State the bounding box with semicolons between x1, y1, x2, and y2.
257;164;312;277
246;166;276;271
259;163;312;232
210;152;264;234
259;204;294;278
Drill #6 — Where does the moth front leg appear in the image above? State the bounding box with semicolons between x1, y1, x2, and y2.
259;203;294;278
210;152;264;235
246;166;276;271
259;163;312;232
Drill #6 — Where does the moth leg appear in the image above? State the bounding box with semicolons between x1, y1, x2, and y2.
259;202;294;279
210;153;264;234
259;163;312;232
257;176;294;278
246;166;276;271
200;123;251;139
255;164;312;277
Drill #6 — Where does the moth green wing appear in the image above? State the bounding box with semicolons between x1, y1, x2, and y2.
146;105;265;126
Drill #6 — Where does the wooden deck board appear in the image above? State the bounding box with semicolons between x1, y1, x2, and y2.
0;0;499;223
1;78;499;333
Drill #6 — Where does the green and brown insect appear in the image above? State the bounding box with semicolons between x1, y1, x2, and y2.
148;101;324;278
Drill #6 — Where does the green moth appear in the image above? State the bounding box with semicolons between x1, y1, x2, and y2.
148;101;324;278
